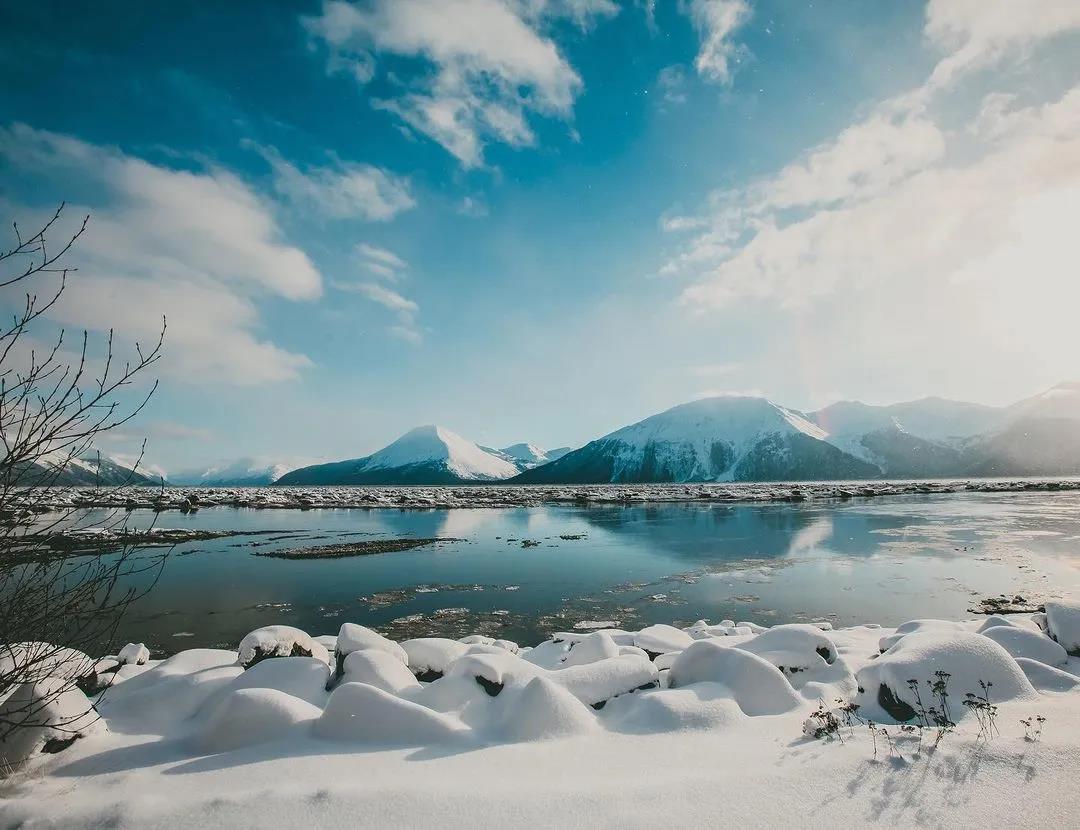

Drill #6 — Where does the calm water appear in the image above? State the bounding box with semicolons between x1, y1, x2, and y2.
68;491;1080;655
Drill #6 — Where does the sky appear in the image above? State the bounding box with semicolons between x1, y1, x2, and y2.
1;0;1079;475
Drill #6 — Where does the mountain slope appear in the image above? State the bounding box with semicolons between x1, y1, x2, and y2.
15;450;158;487
169;458;291;487
481;443;563;472
514;397;879;484
277;426;519;485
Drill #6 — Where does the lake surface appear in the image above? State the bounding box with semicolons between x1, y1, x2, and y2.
68;491;1080;655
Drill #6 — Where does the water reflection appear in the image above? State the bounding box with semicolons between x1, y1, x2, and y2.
57;492;1080;654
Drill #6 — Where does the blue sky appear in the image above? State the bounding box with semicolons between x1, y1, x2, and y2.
1;1;1079;474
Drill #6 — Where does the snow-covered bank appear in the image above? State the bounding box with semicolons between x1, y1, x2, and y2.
25;477;1080;513
3;604;1080;828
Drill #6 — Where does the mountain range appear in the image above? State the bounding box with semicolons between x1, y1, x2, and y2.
278;382;1080;486
35;383;1080;487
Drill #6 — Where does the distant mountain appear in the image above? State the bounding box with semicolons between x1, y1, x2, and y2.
514;384;1080;484
480;443;567;472
546;447;573;461
514;397;879;484
15;449;158;487
168;458;292;487
277;425;519;485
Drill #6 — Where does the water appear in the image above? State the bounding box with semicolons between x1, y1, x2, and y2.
60;491;1080;655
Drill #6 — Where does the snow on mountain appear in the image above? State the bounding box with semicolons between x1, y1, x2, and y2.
1008;381;1080;421
515;396;878;484
169;458;293;487
481;442;561;472
21;448;158;487
277;425;519;485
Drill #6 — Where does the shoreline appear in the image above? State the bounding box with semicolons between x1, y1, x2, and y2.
21;477;1080;512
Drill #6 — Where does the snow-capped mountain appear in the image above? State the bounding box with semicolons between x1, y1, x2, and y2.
481;443;566;472
277;425;520;485
514;397;879;484
168;458;292;487
16;449;159;487
515;384;1080;484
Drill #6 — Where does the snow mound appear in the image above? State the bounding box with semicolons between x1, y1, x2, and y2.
856;631;1038;723
1044;600;1080;654
634;624;695;656
1014;658;1080;693
219;656;331;708
97;649;242;734
668;640;801;716
237;626;329;669
735;624;837;673
314;682;469;746
496;677;598;742
606;684;746;734
118;643;150;666
0;643;97;691
401;638;468;678
341;649;420;695
975;615;1041;635
0;678;105;766
336;623;409;665
559;631;620;668
979;626;1068;668
878;619;969;652
554;655;659;708
193;688;321;753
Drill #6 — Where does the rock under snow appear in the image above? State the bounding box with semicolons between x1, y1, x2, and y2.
1044;600;1080;654
237;626;329;669
341;649;420;695
634;624;695;657
856;632;1037;723
336;623;409;665
735;624;837;673
401;638;469;679
117;643;151;666
0;678;105;766
667;640;801;716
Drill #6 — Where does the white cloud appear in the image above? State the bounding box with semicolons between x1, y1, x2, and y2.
0;124;319;384
332;278;423;343
252;144;415;221
662;0;1080;400
924;0;1080;89
344;281;419;314
686;0;751;84
357;242;407;270
304;0;591;167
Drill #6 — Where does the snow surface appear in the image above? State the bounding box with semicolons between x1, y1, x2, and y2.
3;610;1080;828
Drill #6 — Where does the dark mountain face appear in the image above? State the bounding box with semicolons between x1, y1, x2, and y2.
14;454;157;487
857;426;966;478
278;459;475;486
731;433;880;482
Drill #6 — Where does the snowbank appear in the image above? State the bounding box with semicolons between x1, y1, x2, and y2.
1045;600;1080;654
856;632;1038;723
3;605;1080;827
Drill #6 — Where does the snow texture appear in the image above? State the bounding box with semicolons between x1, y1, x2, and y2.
4;606;1080;827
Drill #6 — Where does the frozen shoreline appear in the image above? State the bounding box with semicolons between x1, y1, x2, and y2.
3;603;1079;828
28;476;1080;512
